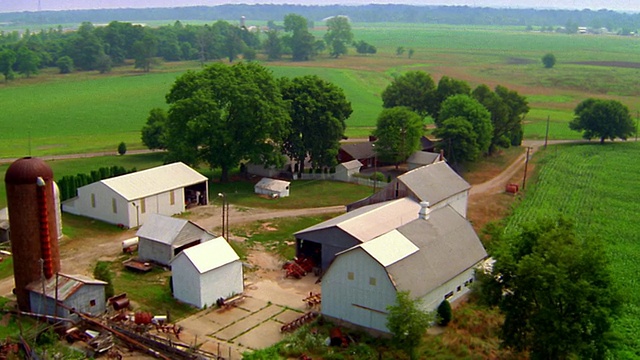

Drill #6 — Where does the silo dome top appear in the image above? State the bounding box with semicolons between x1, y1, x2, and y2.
5;157;54;185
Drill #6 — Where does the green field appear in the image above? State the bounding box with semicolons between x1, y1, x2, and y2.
1;24;640;159
506;142;640;358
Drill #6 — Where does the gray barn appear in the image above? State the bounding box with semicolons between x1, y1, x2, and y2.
27;274;107;321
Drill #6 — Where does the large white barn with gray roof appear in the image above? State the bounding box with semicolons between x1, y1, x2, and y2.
321;202;487;334
62;162;208;228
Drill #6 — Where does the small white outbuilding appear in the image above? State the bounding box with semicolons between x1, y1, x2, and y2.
170;237;243;309
334;160;363;182
254;178;290;198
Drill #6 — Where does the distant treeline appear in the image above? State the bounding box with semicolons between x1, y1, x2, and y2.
1;5;639;31
58;166;136;201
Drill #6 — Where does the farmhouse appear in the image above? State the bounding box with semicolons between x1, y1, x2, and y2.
254;178;290;198
62;162;208;228
321;203;487;334
347;161;470;217
170;237;243;309
338;141;376;168
406;150;442;170
334;160;363;182
137;213;216;266
295;198;421;270
26;273;107;321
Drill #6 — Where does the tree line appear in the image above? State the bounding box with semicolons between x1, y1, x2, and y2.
0;13;373;81
2;5;640;32
57;165;137;201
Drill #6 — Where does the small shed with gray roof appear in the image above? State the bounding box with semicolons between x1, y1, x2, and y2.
321;203;487;333
254;177;290;198
406;151;442;170
137;213;216;266
347;161;470;218
334;160;363;182
295;198;421;270
62;162;208;228
170;236;243;308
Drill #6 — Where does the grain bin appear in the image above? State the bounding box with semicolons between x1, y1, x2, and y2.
5;157;61;311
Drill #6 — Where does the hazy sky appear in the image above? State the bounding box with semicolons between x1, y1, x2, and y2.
1;0;639;13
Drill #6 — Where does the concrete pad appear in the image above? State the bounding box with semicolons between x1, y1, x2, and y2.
233;319;285;350
273;308;305;324
247;278;320;310
178;315;222;337
203;305;251;327
235;296;269;313
213;304;283;341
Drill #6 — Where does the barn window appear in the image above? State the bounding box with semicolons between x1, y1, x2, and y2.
369;277;376;286
347;272;354;280
170;190;175;205
112;198;117;213
457;286;462;292
444;291;454;300
91;194;96;208
140;199;146;213
90;299;96;307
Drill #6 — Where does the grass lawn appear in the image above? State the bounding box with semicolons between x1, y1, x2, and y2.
506;141;640;358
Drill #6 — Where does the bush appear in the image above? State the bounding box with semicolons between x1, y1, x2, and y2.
117;141;127;155
437;300;452;326
542;53;556;68
93;261;115;299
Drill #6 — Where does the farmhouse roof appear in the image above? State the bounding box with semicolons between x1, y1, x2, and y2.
101;162;207;201
173;236;239;274
397;161;470;205
295;198;421;243
136;213;212;247
420;136;436;150
26;273;107;301
255;178;290;192
340;142;375;160
406;151;441;166
338;160;363;171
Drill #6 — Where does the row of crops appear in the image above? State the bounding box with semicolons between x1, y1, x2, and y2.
505;141;640;358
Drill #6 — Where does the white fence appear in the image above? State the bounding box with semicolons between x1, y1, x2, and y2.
298;172;385;188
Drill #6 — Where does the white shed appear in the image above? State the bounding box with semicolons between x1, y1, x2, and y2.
62;162;208;228
334;160;363;182
137;213;216;266
170;237;243;308
321;204;487;334
254;178;290;198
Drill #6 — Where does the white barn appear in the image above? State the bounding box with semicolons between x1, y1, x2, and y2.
254;178;290;198
62;162;208;228
321;203;487;334
170;237;243;308
137;213;216;266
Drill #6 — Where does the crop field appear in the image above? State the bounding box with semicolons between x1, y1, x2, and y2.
505;142;640;358
1;24;639;159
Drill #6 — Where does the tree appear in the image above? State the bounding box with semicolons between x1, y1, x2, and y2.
372;107;423;168
324;16;353;58
436;300;452;326
381;70;436;118
95;53;112;74
280;75;352;175
263;29;282;60
570;98;636;143
15;46;40;77
542;53;556;68
438;94;493;155
65;22;104;71
433;75;471;118
396;46;405;56
482;217;621;359
93;261;115;300
354;40;376;55
407;48;415;58
0;48;16;82
56;55;74;74
386;291;432;360
284;14;315;61
432;116;480;163
117;142;127;155
132;31;157;72
162;62;290;182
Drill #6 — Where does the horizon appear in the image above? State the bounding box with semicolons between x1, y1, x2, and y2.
1;1;639;14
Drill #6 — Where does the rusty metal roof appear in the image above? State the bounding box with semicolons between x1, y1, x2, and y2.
26;273;107;301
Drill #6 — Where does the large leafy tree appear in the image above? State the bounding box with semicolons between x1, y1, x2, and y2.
141;108;168;150
284;14;315;61
372;107;423;168
432;116;480;163
263;29;282;61
0;48;16;82
473;84;529;153
132;31;157;72
381;71;436;118
570;98;636;143
438;94;493;155
482;217;621;359
280;75;352;175
324;16;353;58
387;291;432;360
162;62;290;182
15;46;40;77
65;22;105;71
433;75;471;118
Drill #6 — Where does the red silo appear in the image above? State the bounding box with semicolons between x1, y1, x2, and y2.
5;157;61;312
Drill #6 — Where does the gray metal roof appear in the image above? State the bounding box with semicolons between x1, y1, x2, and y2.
100;162;207;201
397;161;470;205
295;198;421;243
340;142;375;160
338;160;363;171
386;206;487;297
255;178;290;192
406;151;441;166
26;273;107;301
136;213;213;247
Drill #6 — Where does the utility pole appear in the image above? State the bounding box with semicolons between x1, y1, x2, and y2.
544;115;550;149
522;146;531;190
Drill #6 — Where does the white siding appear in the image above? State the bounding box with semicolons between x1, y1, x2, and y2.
138;238;173;266
430;190;468;219
171;255;202;308
63;182;132;227
322;249;397;333
417;265;478;312
199;261;244;308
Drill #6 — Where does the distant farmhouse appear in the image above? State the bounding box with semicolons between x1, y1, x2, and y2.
62;162;208;228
